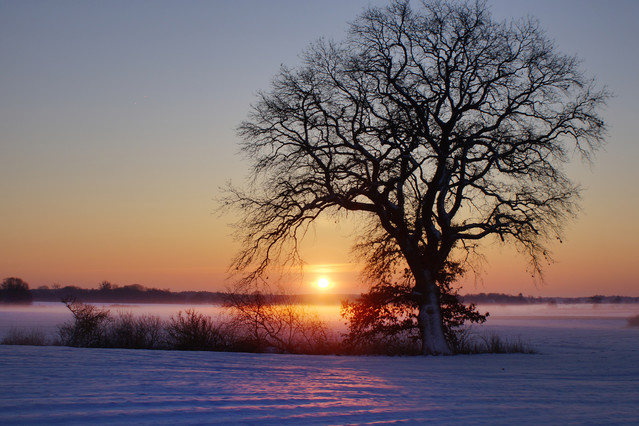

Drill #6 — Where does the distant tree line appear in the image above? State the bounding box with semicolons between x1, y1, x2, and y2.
462;293;639;305
29;282;354;305
30;281;227;304
4;277;637;306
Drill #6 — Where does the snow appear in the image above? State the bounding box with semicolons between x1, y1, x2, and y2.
1;304;638;424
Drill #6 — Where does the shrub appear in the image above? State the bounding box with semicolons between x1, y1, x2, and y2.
627;314;639;328
225;291;333;354
107;312;166;349
1;328;50;346
454;331;537;354
166;309;228;351
341;270;488;355
340;282;421;355
59;298;111;347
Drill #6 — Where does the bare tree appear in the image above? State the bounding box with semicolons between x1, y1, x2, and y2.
226;0;607;354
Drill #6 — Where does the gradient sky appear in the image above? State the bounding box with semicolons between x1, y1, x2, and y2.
1;0;637;296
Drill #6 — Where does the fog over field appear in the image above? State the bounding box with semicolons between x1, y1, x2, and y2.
2;301;638;340
1;303;638;424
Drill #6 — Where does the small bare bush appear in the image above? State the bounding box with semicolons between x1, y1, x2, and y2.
226;291;333;354
627;314;639;328
1;328;50;346
108;312;166;349
455;331;537;354
166;309;228;351
59;298;111;347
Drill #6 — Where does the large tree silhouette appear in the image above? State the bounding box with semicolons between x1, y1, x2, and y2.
227;0;607;354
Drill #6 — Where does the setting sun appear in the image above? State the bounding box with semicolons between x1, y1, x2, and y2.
317;278;330;289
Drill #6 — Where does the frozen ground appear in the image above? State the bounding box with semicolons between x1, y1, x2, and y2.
1;304;638;424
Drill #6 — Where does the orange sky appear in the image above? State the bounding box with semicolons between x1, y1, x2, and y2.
1;1;637;297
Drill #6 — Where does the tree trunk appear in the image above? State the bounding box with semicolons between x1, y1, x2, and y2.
415;272;451;355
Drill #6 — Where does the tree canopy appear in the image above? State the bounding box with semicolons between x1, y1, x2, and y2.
227;0;607;354
1;277;33;304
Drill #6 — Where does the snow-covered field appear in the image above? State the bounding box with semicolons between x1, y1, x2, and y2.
1;303;638;424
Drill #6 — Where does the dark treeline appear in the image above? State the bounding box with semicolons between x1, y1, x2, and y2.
29;282;353;305
462;293;639;305
29;286;639;305
31;284;227;304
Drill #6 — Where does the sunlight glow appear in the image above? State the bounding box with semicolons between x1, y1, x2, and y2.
317;278;330;289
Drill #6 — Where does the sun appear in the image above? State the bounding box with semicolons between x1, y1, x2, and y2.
316;277;330;289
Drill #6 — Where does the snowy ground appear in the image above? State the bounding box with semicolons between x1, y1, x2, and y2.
1;304;638;424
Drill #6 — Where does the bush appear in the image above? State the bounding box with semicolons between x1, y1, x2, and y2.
341;270;488;355
57;300;229;351
1;328;51;346
107;312;166;349
58;299;168;349
59;298;111;347
225;291;334;354
627;314;639;328
454;331;537;355
340;282;421;355
166;309;228;351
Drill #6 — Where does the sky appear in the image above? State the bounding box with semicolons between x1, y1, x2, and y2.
1;0;637;297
